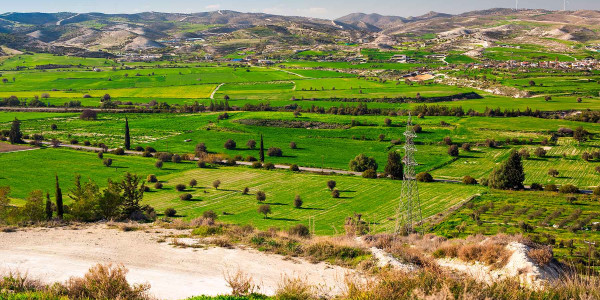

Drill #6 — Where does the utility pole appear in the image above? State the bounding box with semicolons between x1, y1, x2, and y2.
395;113;423;235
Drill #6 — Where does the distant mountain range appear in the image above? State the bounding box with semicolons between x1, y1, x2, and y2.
0;9;599;55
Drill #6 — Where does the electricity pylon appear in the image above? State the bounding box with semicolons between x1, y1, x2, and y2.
394;113;423;235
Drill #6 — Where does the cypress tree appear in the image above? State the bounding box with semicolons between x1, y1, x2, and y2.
55;174;63;219
259;134;265;163
385;151;404;180
9;118;23;144
124;117;131;150
489;150;525;190
45;192;52;221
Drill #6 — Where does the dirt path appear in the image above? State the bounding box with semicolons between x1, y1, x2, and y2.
210;83;225;99
0;225;349;299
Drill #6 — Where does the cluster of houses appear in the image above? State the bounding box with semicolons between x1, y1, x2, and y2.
463;57;600;70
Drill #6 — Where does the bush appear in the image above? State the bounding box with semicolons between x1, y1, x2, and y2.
443;136;453;145
51;123;58;130
256;191;266;202
264;162;275;170
267;147;283;157
179;193;192;201
79;110;97;120
202;210;218;220
64;263;150;300
290;142;297;149
164;208;177;217
462;176;477;185
448;145;459;157
327;180;337;191
290;164;300;172
530;183;543;191
224;139;236;150
349;154;378;172
175;184;186;192
332;189;340;198
103;158;113;167
288;224;310;237
242;187;249;195
416;172;433;182
528;247;553;266
171;154;181;163
362;169;377;179
258;204;271;219
559;184;579;194
146;174;157;183
294;195;303;208
245;156;257;162
154;182;163;189
213;180;221;190
189;179;197;188
98;151;104;159
246;139;256;149
197;161;207;168
413;124;422;133
548;168;559;177
155;160;163;169
461;143;471;151
252;161;262;169
545;184;558;192
534;147;547;157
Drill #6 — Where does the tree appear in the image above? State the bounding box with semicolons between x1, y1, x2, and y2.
22;190;45;222
294;195;303;208
189;179;197;188
349;154;378;172
55;174;63;219
124;117;131;150
195;143;207;157
362;169;377;178
385;151;403;180
224;139;236;150
448;145;459;157
155;160;163;169
8;118;23;144
384;118;392;126
267;147;282;157
519;149;530;159
534;147;547;157
103;158;113;167
416;172;434;182
488;150;525;190
443;136;453;145
289;142;297;149
165;208;177;217
98;179;123;220
118;173;145;218
548;168;559;177
461;143;471;151
290;164;300;172
259;134;265;162
462;176;477;185
258;204;271;219
247;139;256;149
573;126;589;144
327;180;337;191
529;80;536;86
332;189;340;198
79;109;97;120
175;184;186;192
213;180;221;190
45;192;52;221
256;191;266;202
203;210;217;220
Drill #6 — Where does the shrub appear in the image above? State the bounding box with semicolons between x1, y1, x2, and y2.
64;263;150;300
528;247;553;266
288;224;310;237
448;145;459;157
258;204;271;219
245;156;257;162
246;139;256;149
252;161;262;168
413;124;422;133
289;142;297;149
164;208;177;217
175;184;186;192
202;210;218;220
294;195;303;208
519;149;530;159
290;164;300;172
197;161;207;168
534;147;547;157
416;172;433;182
242;187;249;195
189;179;197;188
530;183;543;191
443;136;453;145
264;162;275;170
103;158;113;167
155;160;163;169
146;174;157;183
349;154;378;172
213;180;221;190
267;147;283;157
362;169;377;178
98;151;104;159
256;191;266;202
462;176;477;185
50;123;57;130
332;189;340;198
79;110;97;120
111;148;124;155
548;168;559;177
327;180;337;191
545;184;558;192
461;143;471;151
154;182;163;189
559;184;579;194
171;154;181;163
179;193;192;201
224;139;236;150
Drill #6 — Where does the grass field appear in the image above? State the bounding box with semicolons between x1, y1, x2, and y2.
0;148;484;234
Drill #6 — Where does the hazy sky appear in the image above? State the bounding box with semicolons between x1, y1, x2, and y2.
2;0;599;19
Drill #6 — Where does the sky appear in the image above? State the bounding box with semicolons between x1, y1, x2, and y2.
2;0;600;19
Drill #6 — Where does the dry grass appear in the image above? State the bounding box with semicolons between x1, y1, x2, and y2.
107;221;141;232
64;264;150;300
223;269;257;296
275;275;317;300
528;247;554;267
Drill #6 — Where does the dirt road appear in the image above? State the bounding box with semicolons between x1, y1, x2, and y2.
0;225;349;299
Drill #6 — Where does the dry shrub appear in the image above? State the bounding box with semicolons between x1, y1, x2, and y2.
189;217;215;227
528;247;554;266
1;226;17;233
65;263;150;300
197;153;226;164
275;276;317;300
0;271;44;293
223;269;257;296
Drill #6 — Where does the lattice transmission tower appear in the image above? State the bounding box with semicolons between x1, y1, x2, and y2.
394;113;423;235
